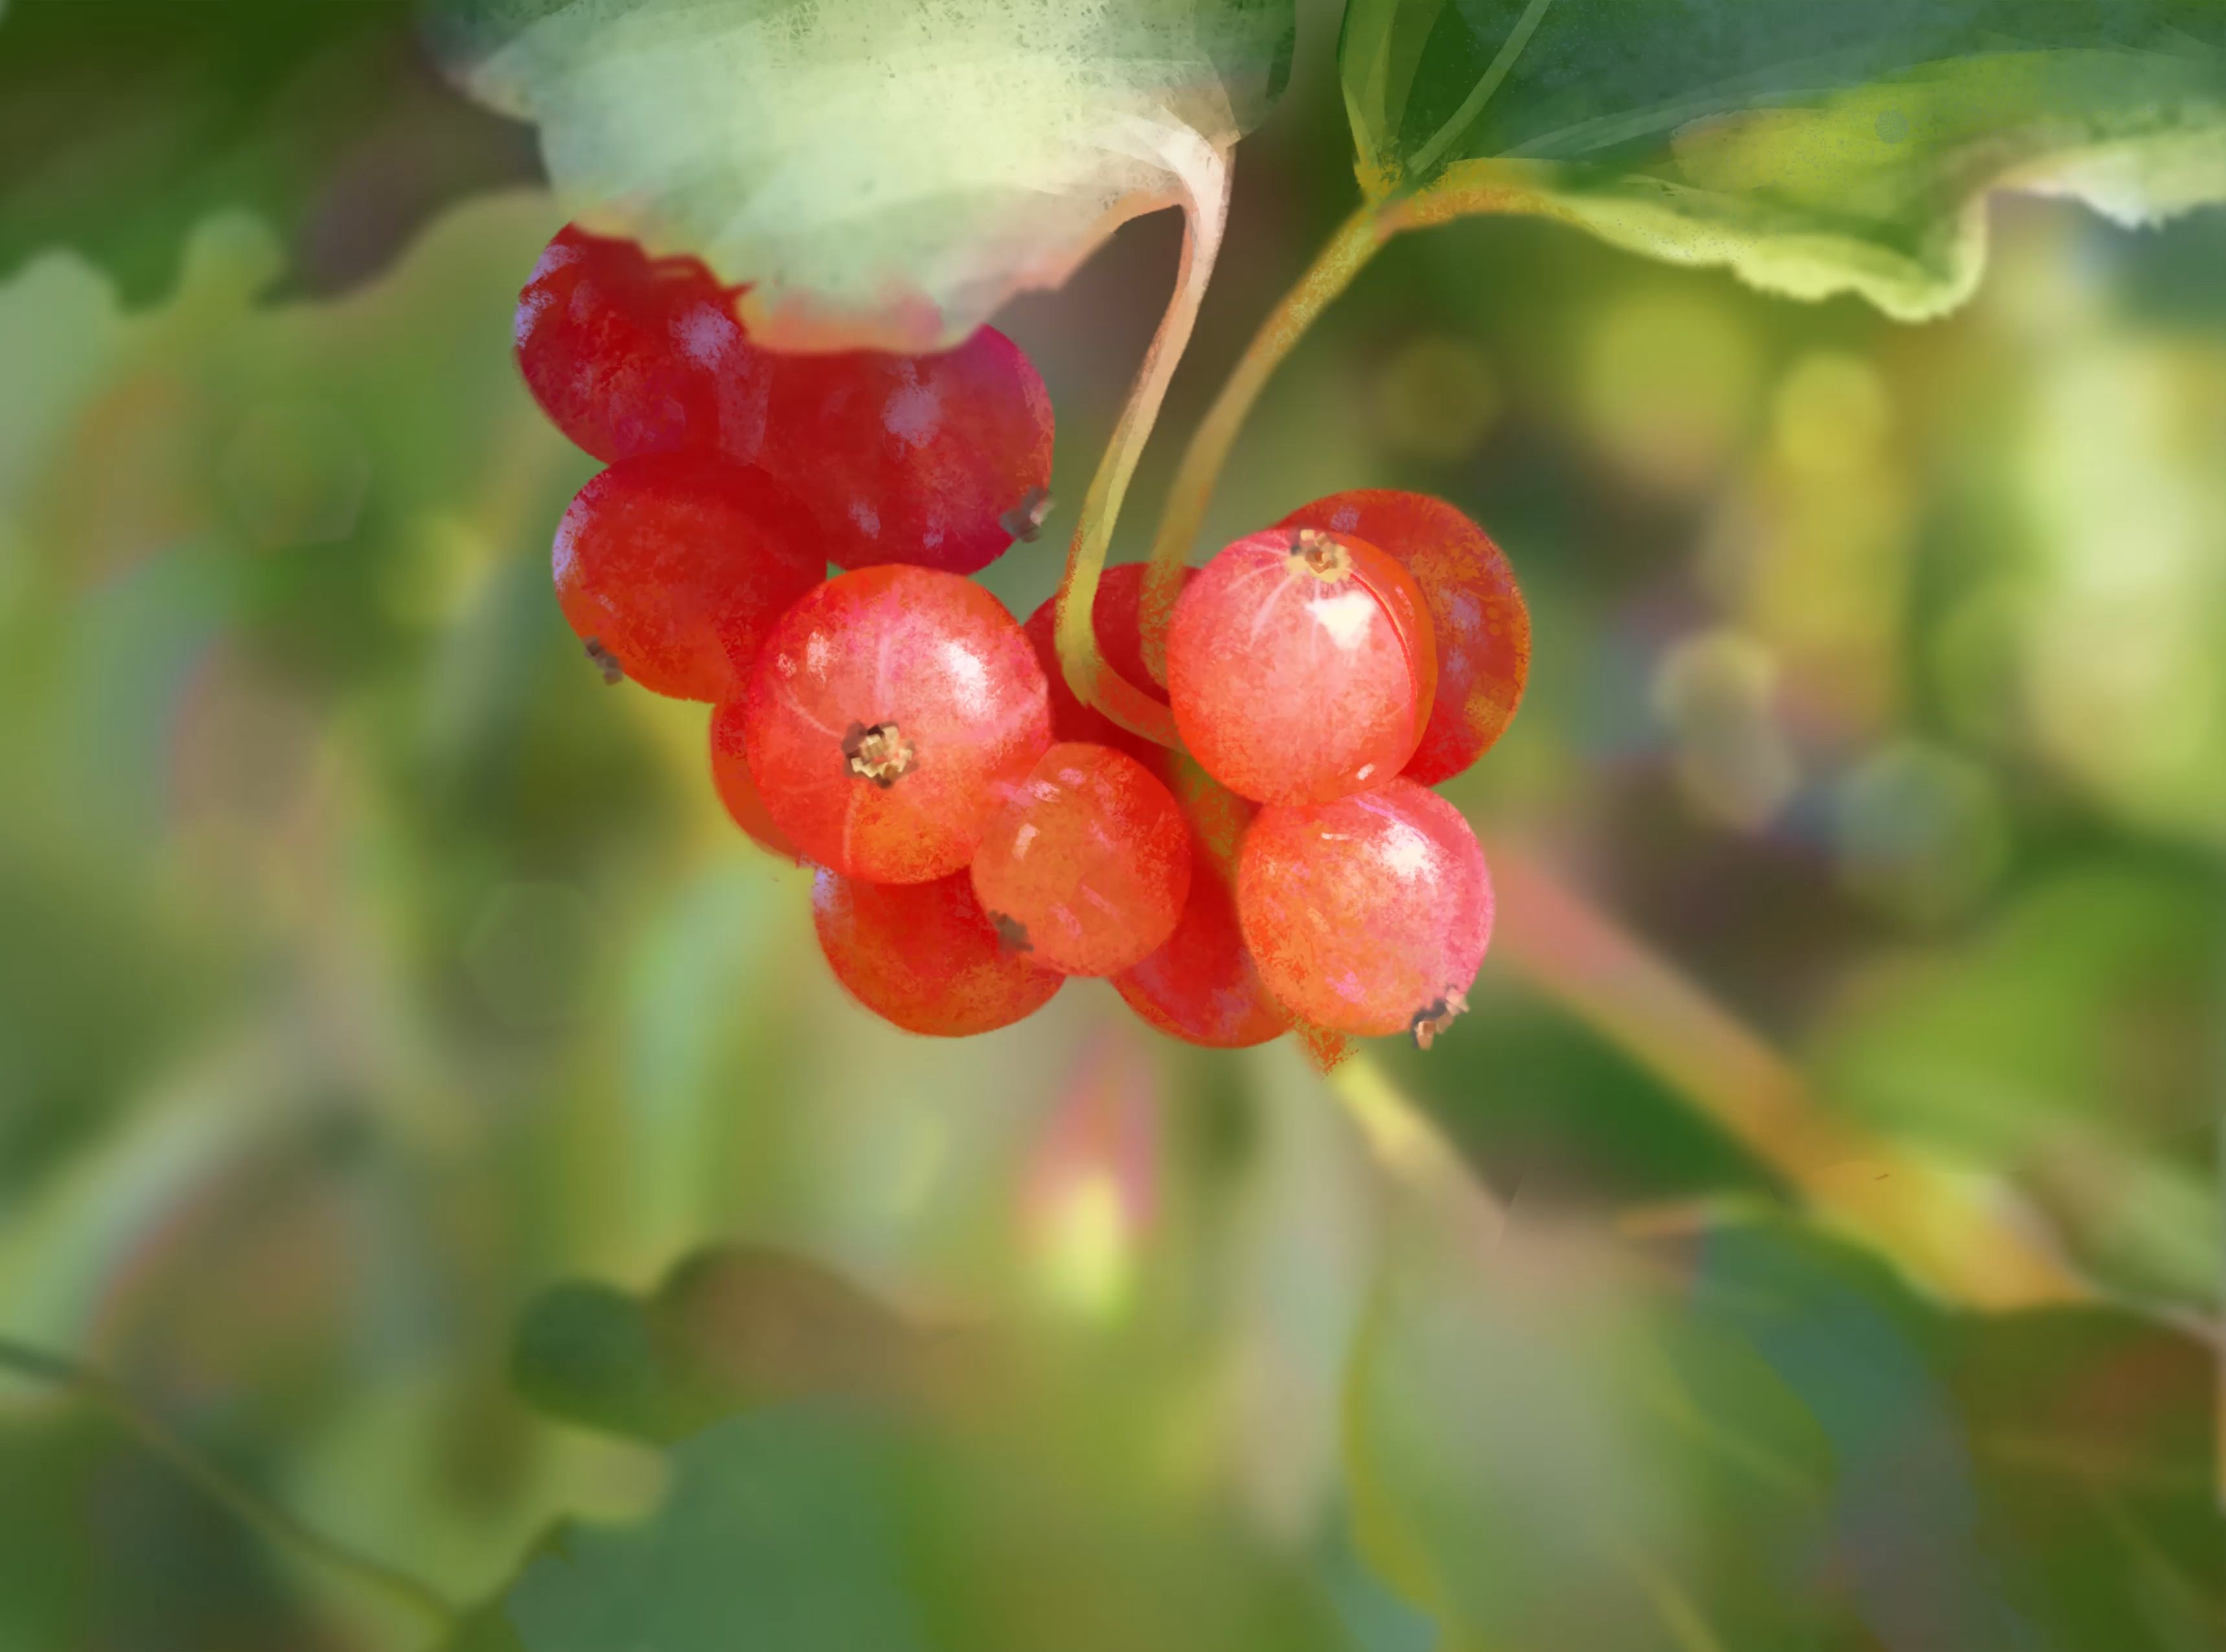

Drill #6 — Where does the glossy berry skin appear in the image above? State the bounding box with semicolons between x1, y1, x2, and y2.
1236;780;1492;1045
709;702;801;861
1114;761;1287;1047
812;869;1062;1037
553;452;821;702
970;742;1191;977
1167;528;1436;806
1281;491;1528;784
768;327;1053;577
744;567;1050;884
1021;562;1191;774
515;225;770;465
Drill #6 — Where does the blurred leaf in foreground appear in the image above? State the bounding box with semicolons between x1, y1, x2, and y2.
1342;1;2226;317
0;0;538;304
427;0;1296;349
1348;1213;2225;1650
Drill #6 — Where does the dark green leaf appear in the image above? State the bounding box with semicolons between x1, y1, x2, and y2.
1340;0;2226;316
428;0;1297;349
0;0;537;303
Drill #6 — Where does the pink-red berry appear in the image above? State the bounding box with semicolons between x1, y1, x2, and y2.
812;869;1062;1036
768;328;1053;577
970;742;1191;976
1281;491;1528;783
553;452;820;702
1167;527;1436;805
744;567;1050;884
1236;779;1491;1044
709;702;801;861
515;225;770;465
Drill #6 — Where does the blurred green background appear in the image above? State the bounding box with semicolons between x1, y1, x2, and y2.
1;12;2221;1652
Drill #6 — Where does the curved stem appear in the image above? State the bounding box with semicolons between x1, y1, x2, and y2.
1136;203;1388;684
0;1336;459;1634
1053;130;1231;748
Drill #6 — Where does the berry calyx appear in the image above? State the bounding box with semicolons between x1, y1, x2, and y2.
709;702;801;861
812;869;1062;1037
1281;490;1529;784
969;742;1191;977
515;225;769;465
553;452;820;702
1167;527;1436;805
744;567;1051;884
768;327;1053;577
1235;779;1493;1043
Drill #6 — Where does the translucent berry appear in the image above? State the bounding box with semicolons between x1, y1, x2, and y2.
812;869;1062;1036
708;702;801;861
766;327;1053;576
1281;491;1528;783
553;452;821;702
744;567;1050;884
1021;562;1191;772
514;225;770;464
1236;780;1491;1045
1167;527;1436;805
1114;761;1288;1047
969;742;1191;977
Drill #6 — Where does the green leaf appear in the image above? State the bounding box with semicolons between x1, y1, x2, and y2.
428;0;1296;349
459;1397;1356;1652
1347;1215;2226;1650
1340;1;2226;317
512;1246;937;1443
0;0;538;304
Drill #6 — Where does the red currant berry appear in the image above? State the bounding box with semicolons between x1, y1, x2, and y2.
1114;761;1287;1047
708;702;801;861
744;567;1051;884
553;452;820;702
1167;527;1436;805
1116;858;1289;1048
766;328;1052;576
1281;491;1528;783
515;226;770;465
1021;562;1192;772
969;742;1191;976
1236;779;1491;1046
812;868;1062;1036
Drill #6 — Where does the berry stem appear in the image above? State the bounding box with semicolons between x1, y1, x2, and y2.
1053;131;1230;750
1135;173;1551;685
0;1335;459;1633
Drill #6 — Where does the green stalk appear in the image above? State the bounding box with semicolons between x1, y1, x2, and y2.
1053;137;1231;748
0;1337;459;1635
1135;203;1388;683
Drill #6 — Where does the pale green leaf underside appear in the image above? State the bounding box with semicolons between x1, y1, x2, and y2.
1342;1;2226;317
430;0;1292;349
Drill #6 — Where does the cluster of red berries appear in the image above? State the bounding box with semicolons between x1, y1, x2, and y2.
516;227;1530;1050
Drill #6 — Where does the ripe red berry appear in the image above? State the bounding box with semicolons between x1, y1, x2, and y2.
744;567;1051;884
1114;761;1288;1047
969;742;1191;977
1020;562;1191;772
708;702;801;861
553;452;821;702
812;868;1062;1037
1167;527;1436;806
1280;491;1528;783
1236;779;1491;1046
515;225;770;465
767;328;1053;577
